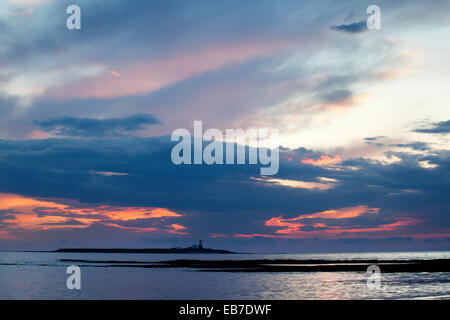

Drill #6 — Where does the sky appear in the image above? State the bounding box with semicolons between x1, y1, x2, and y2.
0;0;449;252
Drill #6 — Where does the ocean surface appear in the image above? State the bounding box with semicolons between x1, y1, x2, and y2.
0;251;449;300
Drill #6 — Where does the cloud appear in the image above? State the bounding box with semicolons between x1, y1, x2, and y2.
391;142;430;151
33;114;161;137
246;206;383;238
414;120;450;134
364;136;386;142
1;64;106;109
50;41;292;100
251;177;336;190
0;135;448;249
316;89;354;105
1;0;450;251
0;192;184;238
237;218;421;239
301;155;342;167
9;0;54;7
0;0;421;142
330;20;368;34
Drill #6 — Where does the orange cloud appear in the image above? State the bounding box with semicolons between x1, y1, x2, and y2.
0;230;20;240
0;193;67;213
26;129;53;140
300;206;379;219
301;155;342;166
251;177;336;190
0;193;184;238
108;70;122;77
266;206;378;227
101;222;158;232
261;206;379;235
320;219;418;235
234;233;276;238
84;206;181;221
265;217;305;234
209;233;227;238
232;206;422;239
168;223;189;235
235;218;420;239
313;223;327;228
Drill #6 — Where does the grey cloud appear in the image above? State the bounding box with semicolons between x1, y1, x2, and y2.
364;136;386;141
330;20;367;34
316;89;354;105
391;142;429;151
33;114;161;137
414;120;450;134
0;135;449;251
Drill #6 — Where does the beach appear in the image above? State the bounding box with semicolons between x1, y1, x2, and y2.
1;251;449;300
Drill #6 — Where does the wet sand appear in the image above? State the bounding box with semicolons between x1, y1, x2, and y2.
59;258;450;273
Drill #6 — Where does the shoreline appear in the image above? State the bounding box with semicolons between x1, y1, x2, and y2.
58;258;450;273
53;247;235;254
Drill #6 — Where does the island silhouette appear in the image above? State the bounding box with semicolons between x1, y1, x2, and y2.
54;240;234;254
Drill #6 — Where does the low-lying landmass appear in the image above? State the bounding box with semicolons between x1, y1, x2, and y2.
54;247;234;254
54;240;234;254
58;258;450;273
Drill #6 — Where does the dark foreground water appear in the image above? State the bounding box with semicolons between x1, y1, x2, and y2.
0;251;449;299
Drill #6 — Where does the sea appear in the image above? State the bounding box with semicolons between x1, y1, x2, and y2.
0;251;449;300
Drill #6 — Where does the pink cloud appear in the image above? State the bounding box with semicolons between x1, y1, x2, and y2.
301;154;342;166
235;218;421;239
0;193;185;239
49;41;291;99
233;206;426;239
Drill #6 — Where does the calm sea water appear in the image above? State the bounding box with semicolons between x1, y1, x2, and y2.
0;251;449;300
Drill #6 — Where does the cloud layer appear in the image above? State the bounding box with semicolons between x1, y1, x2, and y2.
33;114;161;137
0;135;448;250
0;0;449;251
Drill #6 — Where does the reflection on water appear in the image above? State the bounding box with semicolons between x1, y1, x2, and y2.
0;251;449;299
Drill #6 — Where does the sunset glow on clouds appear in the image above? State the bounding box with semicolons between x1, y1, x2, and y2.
301;155;342;167
235;206;424;239
0;193;185;239
50;41;293;100
251;177;337;190
0;0;449;251
234;219;422;239
264;205;381;236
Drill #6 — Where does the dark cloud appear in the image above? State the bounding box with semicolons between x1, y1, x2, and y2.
364;136;387;148
364;136;386;141
33;114;161;137
391;142;430;151
414;120;450;134
344;11;356;22
330;20;368;34
316;89;353;105
0;0;416;140
1;0;450;251
40;219;87;226
0;136;448;251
